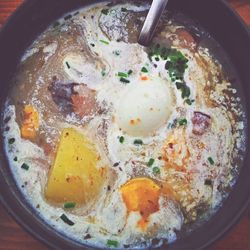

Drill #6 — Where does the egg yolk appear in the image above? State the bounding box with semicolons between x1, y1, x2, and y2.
120;178;160;230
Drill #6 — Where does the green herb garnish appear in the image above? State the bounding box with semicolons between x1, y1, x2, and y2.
120;77;130;84
149;43;171;60
65;61;70;69
175;82;190;99
101;69;106;77
21;163;29;171
64;202;76;209
185;99;194;105
119;136;125;144
118;72;128;78
8;138;15;145
141;66;148;73
148;45;190;102
53;21;60;28
107;239;119;248
166;52;188;79
179;118;188;126
113;50;121;56
147;158;155;167
60;214;75;226
134;139;143;145
181;85;191;99
128;69;133;75
64;14;72;21
121;7;128;12
13;157;18;162
208;157;215;165
100;39;109;45
205;179;212;186
101;9;109;15
175;81;184;89
153;167;160;175
168;119;178;129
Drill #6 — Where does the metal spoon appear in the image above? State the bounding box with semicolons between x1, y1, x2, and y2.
138;0;169;47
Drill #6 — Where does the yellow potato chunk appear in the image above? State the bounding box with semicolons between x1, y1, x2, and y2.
45;128;105;205
120;178;160;230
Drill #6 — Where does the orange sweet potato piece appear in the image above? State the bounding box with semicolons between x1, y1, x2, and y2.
21;105;39;139
120;178;160;230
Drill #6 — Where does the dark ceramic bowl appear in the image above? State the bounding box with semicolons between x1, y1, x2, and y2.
0;1;250;249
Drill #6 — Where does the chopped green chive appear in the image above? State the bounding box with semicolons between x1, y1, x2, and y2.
53;21;60;28
21;163;29;171
181;85;191;99
120;77;130;84
8;138;15;145
90;43;95;47
113;162;120;167
185;99;194;105
101;69;106;77
141;66;148;73
119;136;125;144
107;239;119;248
64;14;72;21
100;39;109;45
208;157;215;165
149;45;190;99
60;214;75;226
147;158;155;167
127;69;133;75
134;139;143;145
175;81;184;89
13;157;18;162
153;167;160;175
64;202;76;209
205;179;212;186
168;119;178;129
121;7;128;12
113;50;121;56
65;61;70;69
101;9;109;15
175;82;191;99
179;118;188;126
167;123;172;129
118;72;128;78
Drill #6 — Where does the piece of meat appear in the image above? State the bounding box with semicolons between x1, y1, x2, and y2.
176;29;196;46
48;78;78;113
71;85;97;118
48;78;98;118
192;112;211;135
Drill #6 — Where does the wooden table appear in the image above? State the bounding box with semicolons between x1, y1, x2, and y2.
0;0;250;249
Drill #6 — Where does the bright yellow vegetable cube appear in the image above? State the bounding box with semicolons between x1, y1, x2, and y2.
45;128;105;205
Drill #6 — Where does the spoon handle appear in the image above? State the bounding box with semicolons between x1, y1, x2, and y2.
138;0;169;47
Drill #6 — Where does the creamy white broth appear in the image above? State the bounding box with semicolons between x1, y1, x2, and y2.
2;2;246;249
